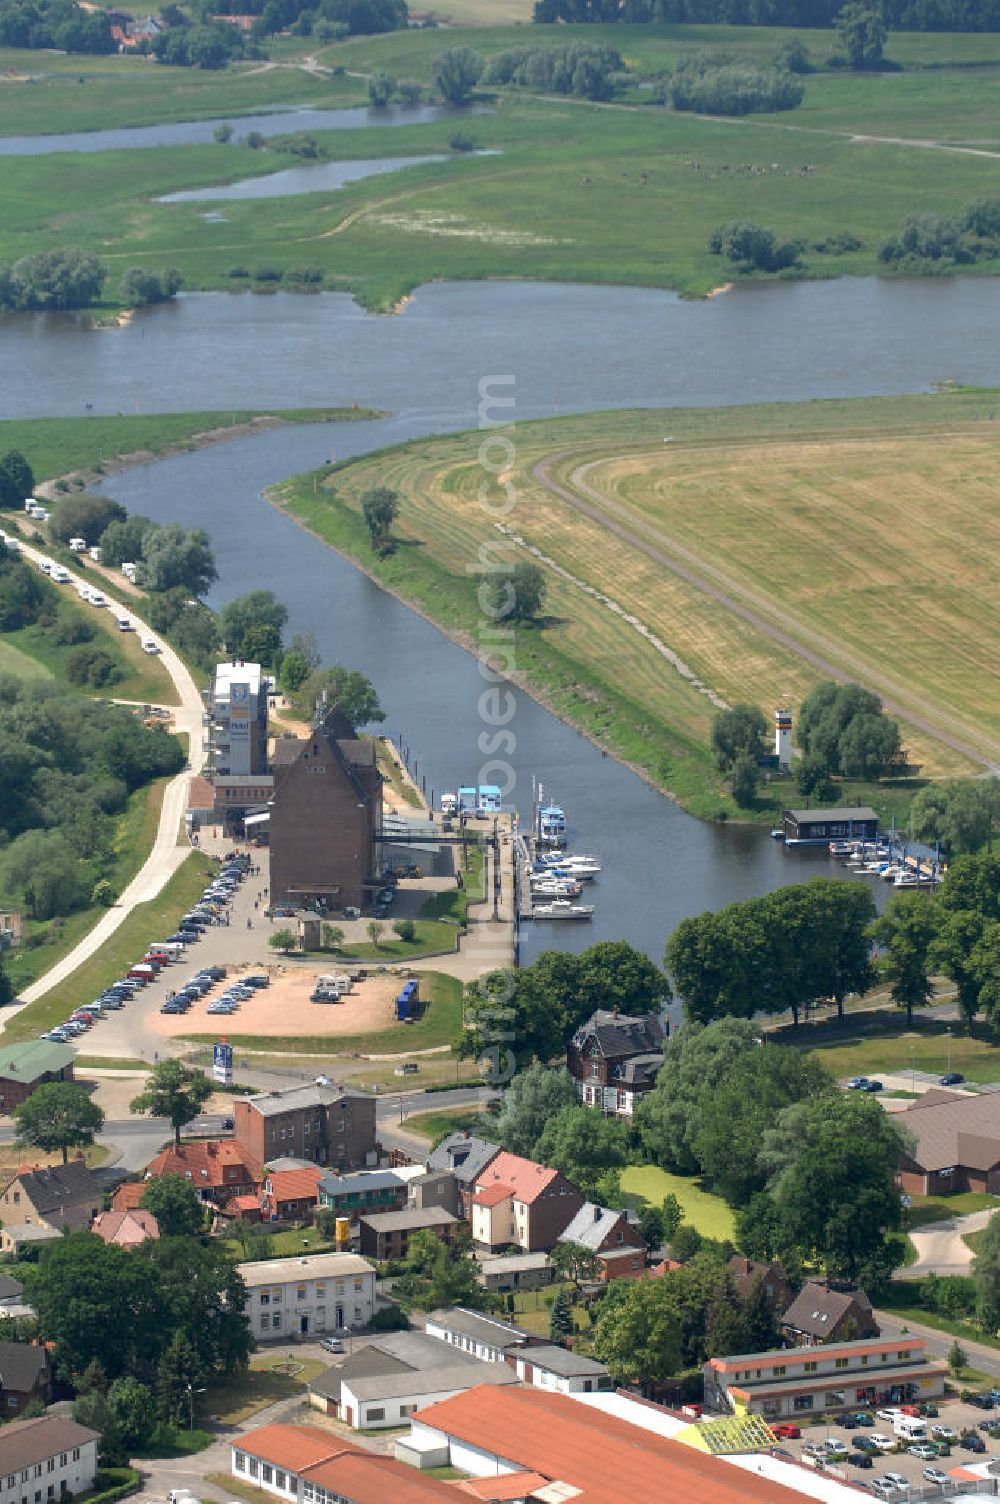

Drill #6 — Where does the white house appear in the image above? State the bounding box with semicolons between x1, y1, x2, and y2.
237;1253;375;1341
0;1416;98;1504
509;1344;611;1396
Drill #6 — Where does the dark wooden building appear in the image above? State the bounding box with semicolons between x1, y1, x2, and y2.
268;707;383;914
782;805;879;846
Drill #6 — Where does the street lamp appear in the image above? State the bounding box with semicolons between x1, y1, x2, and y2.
946;1028;952;1075
911;1048;916;1094
186;1383;206;1432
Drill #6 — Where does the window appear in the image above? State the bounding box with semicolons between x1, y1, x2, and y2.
835;1358;849;1370
46;1464;53;1475
248;1459;259;1480
297;1284;307;1300
235;1453;246;1474
367;1408;385;1422
804;1362;817;1373
400;1405;416;1417
58;1459;66;1469
275;1473;286;1491
272;1314;281;1329
897;1351;910;1361
71;1453;79;1464
316;1284;325;1297
260;1292;270;1306
261;1467;273;1485
793;1395;814;1412
47;1489;54;1500
771;1366;785;1378
34;1467;41;1479
260;1315;270;1330
353;1279;363;1291
616;1231;624;1244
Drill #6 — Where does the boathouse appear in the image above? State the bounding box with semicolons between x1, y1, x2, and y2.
782;805;878;846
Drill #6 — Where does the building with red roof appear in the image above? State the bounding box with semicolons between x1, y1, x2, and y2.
234;1423;465;1504
92;1209;159;1247
262;1166;323;1223
145;1140;261;1207
469;1152;583;1252
407;1385;818;1504
110;1181;146;1213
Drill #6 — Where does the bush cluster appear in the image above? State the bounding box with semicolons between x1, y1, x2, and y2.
484;42;624;99
666;52;804;114
879;198;1000;267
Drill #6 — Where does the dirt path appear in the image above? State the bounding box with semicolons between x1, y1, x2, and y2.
532;444;1000;772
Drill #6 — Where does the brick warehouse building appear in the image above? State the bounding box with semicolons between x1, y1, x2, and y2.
234;1084;377;1172
268;706;383;915
0;1042;75;1114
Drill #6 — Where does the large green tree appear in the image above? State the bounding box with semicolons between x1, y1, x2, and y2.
532;1105;629;1201
491;1062;578;1157
835;1;887;66
870;891;938;1026
218;590;288;661
139;1173;206;1237
14;1081;104;1164
636;1017;758;1173
909;779;1000;856
798;680;902;780
130;1059;212;1146
432;46;483;104
591;1273;684;1387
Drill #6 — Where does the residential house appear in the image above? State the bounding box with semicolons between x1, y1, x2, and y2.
780;1282;877;1347
477;1252;553;1294
425;1134;500;1219
0;1416;99;1501
0;1344;48;1417
470;1152;584;1253
231;1422;462;1504
0;1161;102;1248
727;1256;793;1312
0;1043;75;1115
268;706;383;914
235;1085;377;1172
507;1345;611;1396
896;1088;1000;1195
358;1207;459;1261
109;1181;146;1214
557;1203;647;1282
91;1209;159;1247
261;1167;324;1224
397;1384;816;1504
424;1308;541;1365
406;1171;460;1219
318;1169;405;1225
307;1332;516;1431
566;1010;665;1118
0;1276;24;1310
705;1335;944;1419
145;1140;260;1208
238;1253;376;1340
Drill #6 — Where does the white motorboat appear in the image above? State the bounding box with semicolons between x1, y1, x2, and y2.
531;899;594;921
894;872;920;887
530;878;583;898
538;803;567;847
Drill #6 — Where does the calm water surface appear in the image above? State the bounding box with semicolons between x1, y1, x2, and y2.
155;153;450;202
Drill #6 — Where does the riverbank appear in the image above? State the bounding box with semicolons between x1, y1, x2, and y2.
269;387;1000;822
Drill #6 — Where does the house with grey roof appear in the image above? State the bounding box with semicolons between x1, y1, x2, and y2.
318;1168;406;1225
0;1342;49;1415
358;1205;459;1261
567;1011;665;1118
0;1160;102;1252
558;1202;647;1281
0;1416;98;1498
425;1133;500;1218
424;1307;540;1364
507;1343;610;1396
780;1281;877;1347
307;1328;515;1430
477;1251;553;1293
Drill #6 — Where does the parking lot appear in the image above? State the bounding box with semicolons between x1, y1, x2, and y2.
766;1396;1000;1497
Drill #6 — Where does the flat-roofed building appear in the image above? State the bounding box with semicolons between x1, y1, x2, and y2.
782;805;878;846
238;1252;376;1340
704;1335;946;1419
235;1084;377;1172
207;660;268;778
232;1423;463;1504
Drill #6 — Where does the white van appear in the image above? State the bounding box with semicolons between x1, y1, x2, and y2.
89;545;103;563
121;561;137;580
50;565;71;585
894;1416;927;1441
89;590;107;608
24;497;38;513
69;537;87;553
115;613;132;632
37;557;53;576
142;638;161;655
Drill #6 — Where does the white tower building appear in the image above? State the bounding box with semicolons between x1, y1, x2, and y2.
774;707;792;771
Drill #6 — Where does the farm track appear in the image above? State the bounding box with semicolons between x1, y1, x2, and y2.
532;440;1000;773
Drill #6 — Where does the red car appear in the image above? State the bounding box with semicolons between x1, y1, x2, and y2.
772;1424;801;1439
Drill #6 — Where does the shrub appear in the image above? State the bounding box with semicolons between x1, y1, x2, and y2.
227;266;250;279
371;1303;410;1331
667;53;804;115
449;131;476;151
708;220;801;271
66;646;123;688
51;605;96;645
393;918;417;942
253;267;284;283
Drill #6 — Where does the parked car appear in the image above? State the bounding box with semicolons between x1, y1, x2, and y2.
848;1452;873;1469
846;1076;870;1090
922;1468;949;1487
908;1444;937;1460
771;1424;800;1440
960;1433;986;1452
862;1079;884;1092
866;1434;896;1452
868;1483;896;1499
854;1412;874;1427
876;1410;903;1425
918;1403;939;1418
967;1394;995;1410
840;1416;858;1431
929;1425;955;1441
940;1072;965;1086
320;1335;344;1354
883;1472;910;1490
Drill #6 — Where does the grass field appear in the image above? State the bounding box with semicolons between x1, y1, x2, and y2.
0;637;50;679
182;969;464;1055
3;851;216;1040
620;1164;736;1241
908;1192;999;1226
0;408;380;487
804;1015;1000;1085
0;35;996;309
404;1104;484;1140
276;388;1000;819
1;598;175;705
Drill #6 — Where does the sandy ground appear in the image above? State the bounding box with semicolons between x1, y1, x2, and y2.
151;968;408;1040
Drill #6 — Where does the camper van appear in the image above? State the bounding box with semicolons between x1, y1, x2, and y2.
121;561;137;581
141;638;161;655
37;557;53;576
89;546;103;563
50;565;71;585
115;612;133;632
88;590;107;608
69;537;87;553
894;1416;927;1442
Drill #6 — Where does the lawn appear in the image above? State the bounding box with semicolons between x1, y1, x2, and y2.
0;775;171;1000
277;387;1000;820
877;1286;1000;1351
0;637;50;679
2;600;175;706
404;1104;484;1141
204;1351;327;1425
3;851;216;1039
804;1015;1000;1086
620;1164;736;1241
908;1192;999;1227
183;969;464;1055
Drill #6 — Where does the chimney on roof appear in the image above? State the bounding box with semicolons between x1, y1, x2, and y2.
593;1205;601;1222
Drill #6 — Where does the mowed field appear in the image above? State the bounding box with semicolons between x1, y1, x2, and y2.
277;390;1000;815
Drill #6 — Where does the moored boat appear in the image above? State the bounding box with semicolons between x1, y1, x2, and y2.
531;899;594;921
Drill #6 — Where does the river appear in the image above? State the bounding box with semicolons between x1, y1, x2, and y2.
5;272;975;963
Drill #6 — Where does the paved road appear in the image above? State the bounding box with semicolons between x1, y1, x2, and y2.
900;1207;997;1280
876;1308;1000;1383
6;537;207;1016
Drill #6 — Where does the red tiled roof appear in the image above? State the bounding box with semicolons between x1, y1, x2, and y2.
240;1424;356;1473
472;1182;513;1209
187;776;216;810
146;1140;261;1190
265;1167;323;1203
92;1209;159;1246
228;1195;262;1212
473;1152;559;1206
111;1182;146;1212
457;1474;550;1500
414;1386;808;1504
305;1454;459;1502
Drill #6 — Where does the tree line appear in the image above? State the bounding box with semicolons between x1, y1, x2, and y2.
664;49;805;113
0;0;115;53
879;197;1000;269
532;0;998;31
0;248;182;315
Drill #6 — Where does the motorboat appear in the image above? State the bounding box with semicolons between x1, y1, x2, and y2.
538;803;567;847
894;872;920;887
530;878;583;898
531;899;594;920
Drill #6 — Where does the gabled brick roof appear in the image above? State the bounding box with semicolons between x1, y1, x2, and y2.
472;1151;559;1206
146;1140;261;1190
264;1167;323;1204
